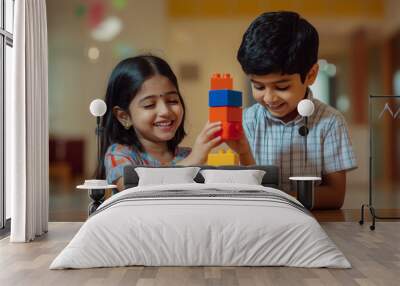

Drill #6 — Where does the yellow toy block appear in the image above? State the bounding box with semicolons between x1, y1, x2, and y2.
207;149;239;166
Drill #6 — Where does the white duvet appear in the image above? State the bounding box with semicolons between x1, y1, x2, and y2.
50;183;350;269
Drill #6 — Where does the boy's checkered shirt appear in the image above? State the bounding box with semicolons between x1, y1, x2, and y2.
243;90;357;193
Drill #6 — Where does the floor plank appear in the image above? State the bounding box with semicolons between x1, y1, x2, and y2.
1;222;399;286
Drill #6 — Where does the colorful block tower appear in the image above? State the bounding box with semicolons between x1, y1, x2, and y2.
207;73;242;166
208;73;243;140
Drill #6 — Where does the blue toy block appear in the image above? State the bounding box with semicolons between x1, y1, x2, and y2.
208;90;242;107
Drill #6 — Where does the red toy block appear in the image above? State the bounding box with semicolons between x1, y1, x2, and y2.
215;122;243;140
210;73;233;90
209;107;242;122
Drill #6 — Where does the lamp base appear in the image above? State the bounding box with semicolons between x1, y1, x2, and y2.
88;189;105;215
289;176;321;210
297;181;314;210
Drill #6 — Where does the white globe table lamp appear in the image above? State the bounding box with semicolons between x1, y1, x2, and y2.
76;99;116;215
89;99;107;169
289;99;321;210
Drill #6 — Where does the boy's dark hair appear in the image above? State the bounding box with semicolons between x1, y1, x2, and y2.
237;11;319;82
96;55;186;179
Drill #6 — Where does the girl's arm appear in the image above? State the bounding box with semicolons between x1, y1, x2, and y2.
113;177;125;192
104;144;141;192
178;121;255;166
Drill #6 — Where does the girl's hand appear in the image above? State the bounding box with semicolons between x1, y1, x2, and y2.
179;121;223;165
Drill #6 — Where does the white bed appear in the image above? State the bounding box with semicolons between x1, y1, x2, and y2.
50;183;350;269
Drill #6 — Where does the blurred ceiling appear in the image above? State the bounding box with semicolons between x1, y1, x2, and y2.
168;0;384;19
167;0;388;57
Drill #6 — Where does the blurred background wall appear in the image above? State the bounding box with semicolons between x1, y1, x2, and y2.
46;0;400;218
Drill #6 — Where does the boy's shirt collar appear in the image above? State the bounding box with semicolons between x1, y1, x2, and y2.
262;88;313;125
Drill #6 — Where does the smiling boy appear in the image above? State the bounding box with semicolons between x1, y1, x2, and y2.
237;11;357;209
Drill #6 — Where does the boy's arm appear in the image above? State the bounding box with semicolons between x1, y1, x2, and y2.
238;149;256;165
314;170;346;209
225;136;255;165
315;113;357;210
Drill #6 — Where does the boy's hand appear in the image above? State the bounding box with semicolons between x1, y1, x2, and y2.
225;132;250;155
225;133;255;165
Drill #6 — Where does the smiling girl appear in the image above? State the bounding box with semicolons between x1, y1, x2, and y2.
98;55;224;191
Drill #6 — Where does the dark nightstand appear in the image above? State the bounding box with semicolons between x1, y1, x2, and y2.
77;180;117;215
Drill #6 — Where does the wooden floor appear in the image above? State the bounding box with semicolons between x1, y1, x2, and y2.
1;222;399;286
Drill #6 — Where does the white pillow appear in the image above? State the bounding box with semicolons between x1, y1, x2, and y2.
135;167;201;186
200;169;266;185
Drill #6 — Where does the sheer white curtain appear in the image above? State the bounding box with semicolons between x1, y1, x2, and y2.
7;0;49;242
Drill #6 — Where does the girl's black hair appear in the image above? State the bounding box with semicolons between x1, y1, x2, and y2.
96;55;186;179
